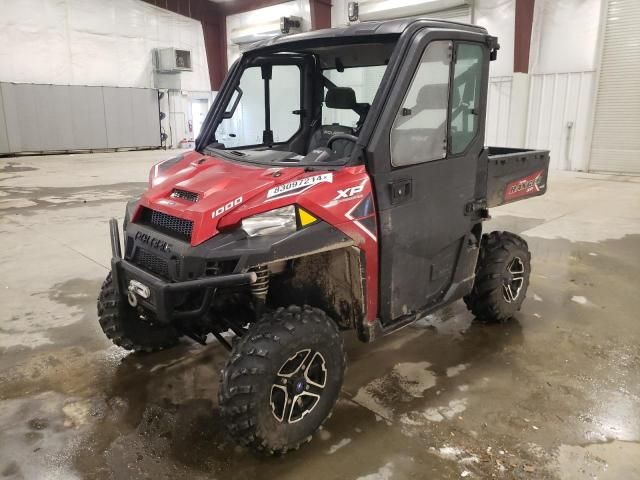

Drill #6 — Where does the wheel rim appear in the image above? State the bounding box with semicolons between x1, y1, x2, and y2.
270;349;327;424
502;256;525;303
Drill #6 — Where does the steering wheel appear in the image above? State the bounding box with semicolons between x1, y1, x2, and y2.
327;133;358;150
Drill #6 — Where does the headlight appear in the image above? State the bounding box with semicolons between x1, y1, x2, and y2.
241;206;297;237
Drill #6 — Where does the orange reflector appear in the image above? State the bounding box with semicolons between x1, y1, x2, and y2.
297;208;317;227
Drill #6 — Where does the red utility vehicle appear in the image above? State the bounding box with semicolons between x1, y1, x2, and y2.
98;17;549;453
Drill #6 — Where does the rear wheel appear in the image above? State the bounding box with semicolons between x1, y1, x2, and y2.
97;272;180;352
219;305;345;454
464;231;531;322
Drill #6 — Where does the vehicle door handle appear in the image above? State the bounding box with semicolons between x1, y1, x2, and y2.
390;179;412;205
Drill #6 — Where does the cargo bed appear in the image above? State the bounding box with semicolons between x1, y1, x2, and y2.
485;147;550;208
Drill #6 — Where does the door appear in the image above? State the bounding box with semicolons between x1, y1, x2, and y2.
367;31;488;323
191;99;209;140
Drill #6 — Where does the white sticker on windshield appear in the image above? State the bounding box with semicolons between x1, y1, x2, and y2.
266;173;333;200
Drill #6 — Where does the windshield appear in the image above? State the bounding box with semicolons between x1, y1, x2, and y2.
215;64;302;149
205;38;397;167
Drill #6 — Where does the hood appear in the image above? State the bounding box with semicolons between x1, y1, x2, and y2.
136;151;311;245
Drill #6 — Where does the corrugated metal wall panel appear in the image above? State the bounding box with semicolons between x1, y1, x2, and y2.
0;83;160;154
2;83;28;152
43;85;75;151
134;89;162;148
104;87;136;149
486;76;513;146
70;86;109;150
0;87;9;153
525;72;595;171
590;0;640;173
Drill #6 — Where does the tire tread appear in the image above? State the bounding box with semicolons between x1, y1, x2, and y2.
219;305;345;455
464;231;531;322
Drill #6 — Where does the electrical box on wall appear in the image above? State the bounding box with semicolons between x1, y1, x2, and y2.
154;48;192;73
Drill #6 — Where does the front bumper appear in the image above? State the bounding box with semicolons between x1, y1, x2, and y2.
109;218;256;324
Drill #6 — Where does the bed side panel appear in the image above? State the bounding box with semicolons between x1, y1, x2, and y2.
486;148;550;207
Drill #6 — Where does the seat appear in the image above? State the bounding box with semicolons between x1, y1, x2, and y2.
307;124;356;157
307;87;366;157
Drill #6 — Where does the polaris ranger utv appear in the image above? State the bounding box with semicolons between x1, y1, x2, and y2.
98;17;549;453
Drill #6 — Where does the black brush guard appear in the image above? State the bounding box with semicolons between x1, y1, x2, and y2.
109;218;256;324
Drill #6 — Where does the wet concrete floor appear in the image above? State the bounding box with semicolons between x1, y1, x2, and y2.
1;151;640;479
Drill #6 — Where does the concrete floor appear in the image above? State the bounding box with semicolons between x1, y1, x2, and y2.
1;150;640;480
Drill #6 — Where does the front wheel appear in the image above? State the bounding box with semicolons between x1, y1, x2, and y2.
464;231;531;322
218;305;345;454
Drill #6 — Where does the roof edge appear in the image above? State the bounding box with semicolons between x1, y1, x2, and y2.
243;17;488;53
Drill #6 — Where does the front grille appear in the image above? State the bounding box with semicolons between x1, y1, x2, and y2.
138;207;193;241
133;249;169;278
171;189;199;202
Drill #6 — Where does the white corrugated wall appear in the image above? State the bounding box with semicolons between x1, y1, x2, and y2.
484;73;595;171
526;72;596;171
486;76;513;146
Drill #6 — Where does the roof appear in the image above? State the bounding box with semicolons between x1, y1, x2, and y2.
244;17;488;53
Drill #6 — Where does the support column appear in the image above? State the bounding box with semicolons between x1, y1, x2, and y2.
514;0;535;73
202;18;227;91
508;0;536;147
310;0;332;30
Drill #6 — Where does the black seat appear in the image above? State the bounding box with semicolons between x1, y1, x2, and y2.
307;124;356;157
307;87;366;157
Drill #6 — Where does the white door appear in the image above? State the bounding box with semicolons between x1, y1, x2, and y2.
590;0;640;174
191;99;209;140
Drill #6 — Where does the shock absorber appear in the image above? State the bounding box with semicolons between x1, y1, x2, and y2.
250;265;270;315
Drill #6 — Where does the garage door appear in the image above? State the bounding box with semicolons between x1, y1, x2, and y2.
590;0;640;173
